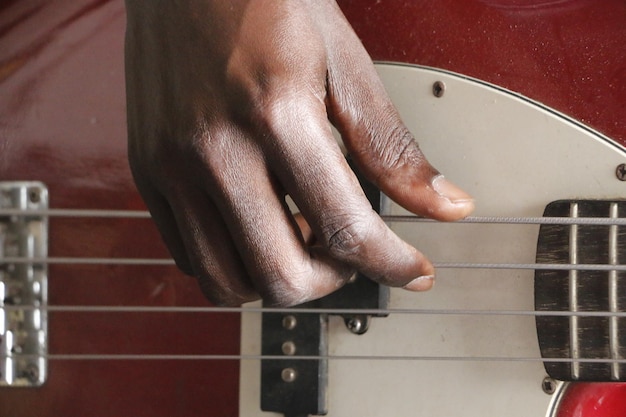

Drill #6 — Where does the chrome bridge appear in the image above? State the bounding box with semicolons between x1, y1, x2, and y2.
0;182;48;387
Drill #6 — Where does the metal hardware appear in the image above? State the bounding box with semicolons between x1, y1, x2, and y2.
344;314;370;335
432;81;446;98
281;341;296;356
0;182;48;387
282;315;297;330
281;368;298;383
542;377;558;395
261;311;328;415
616;163;626;181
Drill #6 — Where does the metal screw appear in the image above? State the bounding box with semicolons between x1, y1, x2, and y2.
281;367;297;383
616;163;626;181
541;377;557;395
23;364;40;383
281;341;296;356
432;81;446;98
344;315;370;335
28;188;40;204
282;315;297;330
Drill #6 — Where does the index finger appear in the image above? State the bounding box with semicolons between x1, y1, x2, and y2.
257;93;436;291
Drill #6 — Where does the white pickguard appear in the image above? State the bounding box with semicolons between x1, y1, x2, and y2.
240;63;626;416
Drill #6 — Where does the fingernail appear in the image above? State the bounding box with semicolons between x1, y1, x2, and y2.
432;175;473;205
403;275;435;291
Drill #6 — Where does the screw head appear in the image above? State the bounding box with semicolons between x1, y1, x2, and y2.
28;188;41;204
281;367;298;383
344;315;370;335
281;341;296;356
23;364;40;383
541;377;557;395
432;81;446;98
616;163;626;181
282;315;297;330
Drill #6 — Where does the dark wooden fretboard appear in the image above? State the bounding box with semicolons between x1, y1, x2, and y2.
536;200;626;381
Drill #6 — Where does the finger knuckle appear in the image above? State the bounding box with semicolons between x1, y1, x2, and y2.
247;82;322;138
253;92;297;131
258;261;316;307
322;214;372;260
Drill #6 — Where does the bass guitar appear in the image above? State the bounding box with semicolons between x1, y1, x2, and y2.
1;0;625;416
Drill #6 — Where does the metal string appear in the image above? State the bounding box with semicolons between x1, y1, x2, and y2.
4;305;626;318
3;208;626;363
3;353;626;363
2;257;626;272
2;208;626;225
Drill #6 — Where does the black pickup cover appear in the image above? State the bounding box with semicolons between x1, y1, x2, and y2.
260;162;389;416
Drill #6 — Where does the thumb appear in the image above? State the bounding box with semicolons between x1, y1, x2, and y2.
337;99;474;221
325;47;473;221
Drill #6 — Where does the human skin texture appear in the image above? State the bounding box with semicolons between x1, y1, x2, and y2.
124;0;474;306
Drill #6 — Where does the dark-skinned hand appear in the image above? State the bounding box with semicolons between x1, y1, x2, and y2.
124;0;474;306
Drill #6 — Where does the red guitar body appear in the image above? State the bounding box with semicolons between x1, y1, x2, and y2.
0;0;624;416
0;2;239;416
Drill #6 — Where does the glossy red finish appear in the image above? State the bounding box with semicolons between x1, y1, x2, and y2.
0;1;239;416
2;0;625;416
554;383;626;417
338;0;626;147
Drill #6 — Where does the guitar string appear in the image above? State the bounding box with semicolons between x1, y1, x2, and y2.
3;209;626;362
4;206;625;311
3;253;626;315
3;257;626;271
2;258;625;316
3;247;624;315
4;353;626;363
6;305;626;318
2;207;626;225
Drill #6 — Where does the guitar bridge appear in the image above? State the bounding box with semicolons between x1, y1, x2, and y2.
0;182;48;387
535;200;626;382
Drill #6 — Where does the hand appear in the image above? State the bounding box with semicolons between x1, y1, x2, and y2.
124;0;474;306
